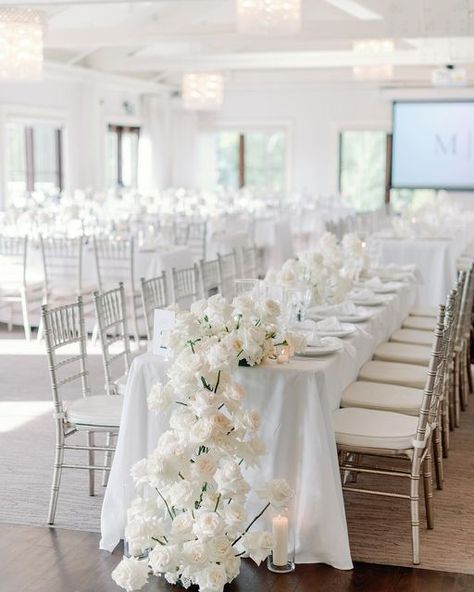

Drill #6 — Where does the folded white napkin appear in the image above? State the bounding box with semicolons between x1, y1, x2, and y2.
305;333;323;347
314;316;344;331
364;276;384;289
313;301;359;315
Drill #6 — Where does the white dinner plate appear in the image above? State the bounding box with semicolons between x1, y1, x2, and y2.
310;312;373;323
312;323;357;338
297;337;344;357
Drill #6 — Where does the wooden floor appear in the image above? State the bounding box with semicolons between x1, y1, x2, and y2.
2;524;474;592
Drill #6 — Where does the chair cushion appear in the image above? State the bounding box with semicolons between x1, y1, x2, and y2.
114;374;128;396
402;316;436;331
359;360;426;389
409;306;437;318
65;395;122;428
373;342;432;366
390;329;433;346
333;407;419;450
341;380;423;416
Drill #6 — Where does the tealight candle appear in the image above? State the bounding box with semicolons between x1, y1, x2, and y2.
276;353;289;364
272;514;289;566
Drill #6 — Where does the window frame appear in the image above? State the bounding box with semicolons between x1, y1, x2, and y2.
201;119;293;194
337;125;391;211
1;105;67;205
106;123;140;189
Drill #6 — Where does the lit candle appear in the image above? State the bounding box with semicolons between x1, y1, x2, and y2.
272;514;288;566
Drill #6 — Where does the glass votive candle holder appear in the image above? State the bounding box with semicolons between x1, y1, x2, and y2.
267;506;295;574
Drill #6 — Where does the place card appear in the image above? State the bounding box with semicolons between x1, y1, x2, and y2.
152;309;175;357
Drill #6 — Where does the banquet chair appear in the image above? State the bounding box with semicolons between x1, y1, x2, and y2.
334;308;446;564
173;221;190;246
43;297;122;525
239;245;259;279
188;221;207;262
218;250;240;300
92;236;141;344
342;297;455;489
93;283;131;397
140;273;169;341
0;235;42;340
198;258;222;299
39;235;95;340
171;265;200;309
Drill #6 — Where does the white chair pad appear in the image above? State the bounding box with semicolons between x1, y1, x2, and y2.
391;329;433;346
359;360;426;389
402;316;436;331
373;342;432;366
410;306;437;318
341;380;423;416
333;407;419;450
65;395;122;428
114;374;128;396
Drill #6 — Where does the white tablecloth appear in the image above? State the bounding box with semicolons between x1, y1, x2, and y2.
378;238;461;308
100;282;416;568
0;243;193;329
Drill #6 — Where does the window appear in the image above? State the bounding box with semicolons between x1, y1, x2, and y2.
106;125;140;189
6;121;63;199
202;129;287;192
339;130;388;212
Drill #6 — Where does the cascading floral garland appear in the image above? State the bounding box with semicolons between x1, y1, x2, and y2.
112;294;303;592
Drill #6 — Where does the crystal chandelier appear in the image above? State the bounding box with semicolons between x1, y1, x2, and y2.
0;8;44;81
236;0;301;35
182;72;224;111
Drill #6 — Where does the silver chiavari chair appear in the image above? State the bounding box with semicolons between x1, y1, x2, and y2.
188;221;207;262
140;273;169;341
334;305;446;564
93;283;131;486
93;283;131;397
198;258;222;299
217;250;240;300
0;235;42;340
92;236;141;344
43;297;122;524
39;235;95;340
456;266;474;413
171;265;200;309
239;244;259;279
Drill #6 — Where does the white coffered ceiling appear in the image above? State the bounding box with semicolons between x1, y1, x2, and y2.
3;0;474;88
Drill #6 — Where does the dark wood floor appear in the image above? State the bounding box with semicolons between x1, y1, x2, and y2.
2;524;474;592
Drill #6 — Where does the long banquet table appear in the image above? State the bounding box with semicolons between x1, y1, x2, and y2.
100;281;417;569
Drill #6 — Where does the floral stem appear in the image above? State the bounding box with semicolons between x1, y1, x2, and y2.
156;488;174;521
214;370;221;393
214;493;221;512
231;503;270;547
152;537;166;546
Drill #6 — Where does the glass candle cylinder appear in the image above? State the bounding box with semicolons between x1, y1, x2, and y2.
267;506;295;573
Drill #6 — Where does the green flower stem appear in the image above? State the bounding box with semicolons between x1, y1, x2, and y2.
156;488;174;521
214;493;221;512
231;502;270;547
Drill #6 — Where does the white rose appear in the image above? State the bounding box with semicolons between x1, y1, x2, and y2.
167;480;196;509
190;299;208;316
194;564;227;592
147;381;173;412
192;454;218;479
240;409;261;431
124;518;154;556
223;554;241;582
223;502;247;531
189;417;214;444
223;383;245;403
171;511;193;540
232;295;256;317
130;459;148;487
169;408;196;432
260;299;280;322
182;539;209;566
111;557;149;591
242;530;273;565
157;430;187;456
193;511;225;541
208;412;232;434
206;341;233;371
207;534;232;561
257;478;294;508
148;544;178;574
